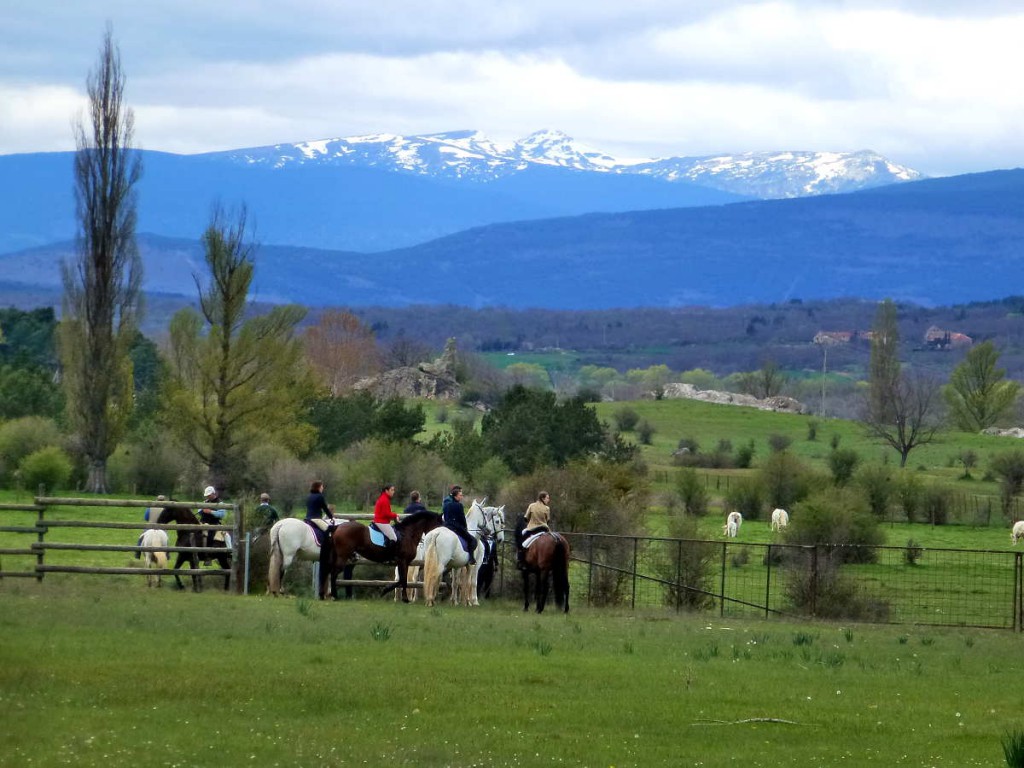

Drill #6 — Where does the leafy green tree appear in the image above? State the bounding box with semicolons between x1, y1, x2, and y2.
59;28;142;492
428;417;492;480
307;391;377;454
0;365;63;420
372;397;425;442
480;385;607;475
738;359;787;399
827;448;861;486
991;449;1024;517
0;308;58;368
944;341;1020;432
165;208;313;490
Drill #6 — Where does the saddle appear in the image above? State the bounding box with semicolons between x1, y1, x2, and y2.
368;523;398;550
522;531;554;550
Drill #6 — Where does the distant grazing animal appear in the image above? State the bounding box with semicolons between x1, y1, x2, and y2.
771;508;790;532
723;519;738;538
140;528;169;588
1012;520;1024;545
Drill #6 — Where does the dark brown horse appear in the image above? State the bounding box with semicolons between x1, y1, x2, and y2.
155;505;231;592
521;532;571;613
319;511;443;601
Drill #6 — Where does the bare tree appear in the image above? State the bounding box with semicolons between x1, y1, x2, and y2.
59;27;142;493
303;310;381;395
863;371;943;467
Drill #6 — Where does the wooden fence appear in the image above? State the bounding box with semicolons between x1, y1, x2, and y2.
0;496;242;592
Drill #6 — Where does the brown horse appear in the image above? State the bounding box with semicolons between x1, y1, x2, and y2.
521;532;571;613
319;511;443;601
155;505;231;592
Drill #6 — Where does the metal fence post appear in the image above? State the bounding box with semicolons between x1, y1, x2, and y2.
719;541;727;617
675;538;683;613
631;537;638;609
764;544;772;619
588;534;594;608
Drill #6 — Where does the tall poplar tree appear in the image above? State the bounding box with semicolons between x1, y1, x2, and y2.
59;27;142;493
165;207;313;491
867;299;900;425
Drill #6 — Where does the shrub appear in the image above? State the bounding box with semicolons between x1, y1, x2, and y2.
613;407;640;432
830;434;841;450
806;419;819;442
991;449;1024;517
903;539;924;566
657;509;716;610
675;467;709;517
636;419;655;445
725;477;765;521
734;440;755;469
18;446;73;493
856;464;893;520
784;550;889;621
759;451;814;511
784;488;884;564
827;448;861;486
0;416;61;482
767;433;792;453
676;436;700;454
896;472;924;523
922;485;953;525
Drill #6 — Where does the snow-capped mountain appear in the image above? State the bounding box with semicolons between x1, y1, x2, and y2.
206;129;923;199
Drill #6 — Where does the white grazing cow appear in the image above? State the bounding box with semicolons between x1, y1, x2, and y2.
1011;520;1024;545
771;508;789;532
723;511;741;538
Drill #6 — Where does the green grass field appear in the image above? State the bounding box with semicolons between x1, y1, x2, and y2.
1;579;1022;767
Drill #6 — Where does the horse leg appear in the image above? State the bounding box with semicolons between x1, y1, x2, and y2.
522;570;531;612
536;571;550;614
219;552;231;591
172;552;187;591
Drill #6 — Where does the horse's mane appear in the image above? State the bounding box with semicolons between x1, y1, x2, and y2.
397;510;442;529
156;505;198;524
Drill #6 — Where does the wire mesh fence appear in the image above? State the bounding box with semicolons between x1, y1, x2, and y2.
492;533;1023;630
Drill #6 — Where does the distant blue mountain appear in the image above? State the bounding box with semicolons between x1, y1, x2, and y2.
0;147;744;256
2;168;1022;310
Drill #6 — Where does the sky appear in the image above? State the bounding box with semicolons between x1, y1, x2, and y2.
2;0;1023;177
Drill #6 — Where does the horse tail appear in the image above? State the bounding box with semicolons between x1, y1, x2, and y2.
553;535;571;613
268;522;284;594
422;532;440;606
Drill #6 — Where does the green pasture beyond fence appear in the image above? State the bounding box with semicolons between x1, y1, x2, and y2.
487;533;1024;631
4;497;1024;631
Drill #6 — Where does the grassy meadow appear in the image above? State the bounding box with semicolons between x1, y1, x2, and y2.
2;579;1024;767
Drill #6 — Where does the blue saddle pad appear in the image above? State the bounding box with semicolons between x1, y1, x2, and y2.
369;526;386;547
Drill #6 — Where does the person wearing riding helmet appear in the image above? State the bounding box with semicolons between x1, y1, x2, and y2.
199;485;226;565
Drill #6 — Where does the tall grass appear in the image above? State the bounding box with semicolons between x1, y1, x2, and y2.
0;578;1018;766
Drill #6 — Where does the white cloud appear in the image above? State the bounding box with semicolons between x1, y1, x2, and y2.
3;1;1024;175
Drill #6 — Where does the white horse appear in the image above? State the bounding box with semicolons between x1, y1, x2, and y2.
420;499;505;607
771;508;789;531
140;528;169;587
1012;520;1024;545
723;511;741;537
267;518;325;595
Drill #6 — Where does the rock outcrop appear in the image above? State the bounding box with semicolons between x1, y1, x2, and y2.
661;383;807;414
353;338;461;401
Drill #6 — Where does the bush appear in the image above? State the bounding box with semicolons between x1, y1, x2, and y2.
758;451;814;511
674;467;709;517
725;477;765;521
991;449;1024;516
767;433;792;453
856;464;893;520
654;505;717;610
613;407;640;432
806;419;819;442
734;440;755;469
922;485;953;525
827;448;861;486
636;419;655;445
903;539;924;566
0;416;61;482
896;472;924;523
18;446;73;493
784;488;884;564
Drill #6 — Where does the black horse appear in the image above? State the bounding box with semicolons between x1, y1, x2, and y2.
155;505;231;592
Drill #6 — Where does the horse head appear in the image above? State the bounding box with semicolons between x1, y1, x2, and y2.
483;504;506;543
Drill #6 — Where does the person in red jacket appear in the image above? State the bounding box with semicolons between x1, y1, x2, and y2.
373;484;399;550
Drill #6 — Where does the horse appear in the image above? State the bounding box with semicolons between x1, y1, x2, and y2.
1011;520;1024;545
267;517;333;595
723;510;742;538
520;531;571;614
140;528;169;588
421;499;505;607
771;508;790;532
155;505;231;592
320;510;443;601
475;503;505;599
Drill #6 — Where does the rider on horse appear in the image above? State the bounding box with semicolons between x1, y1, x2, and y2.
373;484;399;554
199;485;226;565
442;485;477;565
305;481;336;543
517;491;551;570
